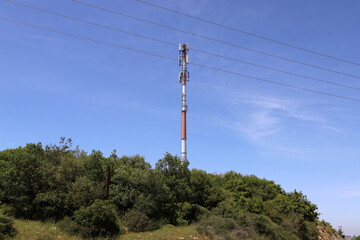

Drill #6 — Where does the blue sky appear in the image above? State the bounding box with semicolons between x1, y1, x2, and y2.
1;0;360;235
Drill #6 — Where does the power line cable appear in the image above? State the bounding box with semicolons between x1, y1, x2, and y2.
190;62;360;103
1;16;360;103
136;0;360;67
71;0;360;80
5;0;177;47
0;17;176;61
7;0;360;91
192;48;360;91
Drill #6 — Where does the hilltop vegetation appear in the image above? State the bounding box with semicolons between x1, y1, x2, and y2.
0;138;320;239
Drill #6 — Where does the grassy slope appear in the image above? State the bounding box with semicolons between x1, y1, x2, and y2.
8;219;205;240
11;219;81;240
121;224;205;240
4;213;342;240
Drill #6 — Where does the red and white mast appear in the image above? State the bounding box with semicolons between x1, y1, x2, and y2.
179;43;189;163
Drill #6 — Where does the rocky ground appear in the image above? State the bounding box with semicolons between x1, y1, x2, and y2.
317;223;345;240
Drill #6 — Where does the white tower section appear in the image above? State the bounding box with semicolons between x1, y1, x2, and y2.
179;43;189;163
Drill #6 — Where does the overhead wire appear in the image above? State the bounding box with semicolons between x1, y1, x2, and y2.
6;0;360;91
135;0;360;68
5;0;177;48
0;17;176;62
1;16;360;103
71;0;360;80
192;48;360;91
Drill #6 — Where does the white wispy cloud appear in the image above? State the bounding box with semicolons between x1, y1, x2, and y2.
214;89;344;145
230;109;281;140
321;125;345;134
226;94;317;139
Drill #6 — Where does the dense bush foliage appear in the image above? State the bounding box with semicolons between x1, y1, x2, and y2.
0;216;16;240
0;138;320;239
66;199;120;237
124;210;159;232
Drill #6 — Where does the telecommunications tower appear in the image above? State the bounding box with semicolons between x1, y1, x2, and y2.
179;43;189;163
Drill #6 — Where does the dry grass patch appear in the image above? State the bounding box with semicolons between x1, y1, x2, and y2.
8;218;206;240
119;224;206;240
11;219;81;240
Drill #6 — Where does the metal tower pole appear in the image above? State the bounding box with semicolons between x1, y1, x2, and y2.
179;43;189;163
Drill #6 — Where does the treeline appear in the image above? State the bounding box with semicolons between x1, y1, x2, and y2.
0;138;319;239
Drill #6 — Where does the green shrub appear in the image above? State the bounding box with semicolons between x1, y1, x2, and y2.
0;216;16;240
175;202;208;225
253;215;276;237
58;216;79;236
33;191;68;220
66;200;121;238
1;205;16;218
196;214;235;238
124;210;159;232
